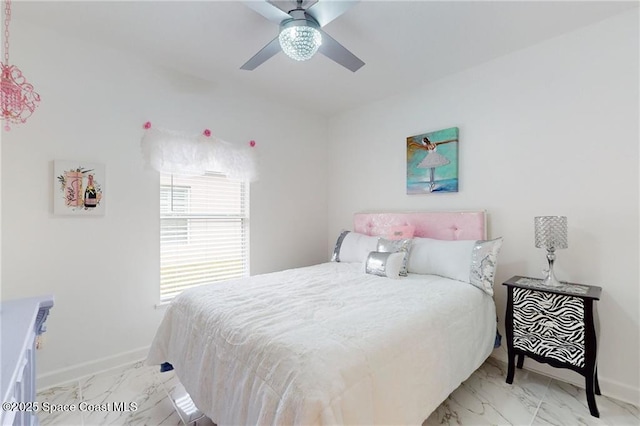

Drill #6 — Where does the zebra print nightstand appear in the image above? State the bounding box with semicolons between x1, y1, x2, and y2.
503;276;602;417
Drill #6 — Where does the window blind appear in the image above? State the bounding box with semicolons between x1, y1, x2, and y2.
160;172;248;301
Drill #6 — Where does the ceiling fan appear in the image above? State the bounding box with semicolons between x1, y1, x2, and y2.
241;0;365;72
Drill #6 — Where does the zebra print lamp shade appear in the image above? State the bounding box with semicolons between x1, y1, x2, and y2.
534;216;568;286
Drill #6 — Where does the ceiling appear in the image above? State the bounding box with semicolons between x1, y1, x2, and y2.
14;1;638;117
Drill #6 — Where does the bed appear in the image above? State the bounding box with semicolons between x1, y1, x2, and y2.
147;211;501;425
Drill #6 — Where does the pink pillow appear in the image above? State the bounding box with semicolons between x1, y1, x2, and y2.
387;225;415;240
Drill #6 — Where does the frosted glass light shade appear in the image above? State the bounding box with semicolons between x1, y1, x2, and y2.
279;26;322;61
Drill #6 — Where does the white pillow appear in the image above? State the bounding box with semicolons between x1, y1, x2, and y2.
407;237;503;295
331;231;380;263
364;251;405;279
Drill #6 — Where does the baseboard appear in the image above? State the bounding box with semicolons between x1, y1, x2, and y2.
36;346;150;391
490;349;639;407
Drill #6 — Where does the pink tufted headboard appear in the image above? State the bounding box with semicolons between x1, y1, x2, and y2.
354;211;487;241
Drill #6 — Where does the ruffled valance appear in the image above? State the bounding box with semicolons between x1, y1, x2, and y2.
140;123;257;181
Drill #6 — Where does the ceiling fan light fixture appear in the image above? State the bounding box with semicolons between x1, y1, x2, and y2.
278;24;322;62
241;1;364;72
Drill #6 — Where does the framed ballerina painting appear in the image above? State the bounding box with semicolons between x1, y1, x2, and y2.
406;127;459;194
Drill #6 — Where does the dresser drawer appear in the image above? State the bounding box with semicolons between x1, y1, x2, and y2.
512;287;585;344
513;331;585;367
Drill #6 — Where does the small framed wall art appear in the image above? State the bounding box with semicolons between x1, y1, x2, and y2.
53;160;105;216
406;127;459;194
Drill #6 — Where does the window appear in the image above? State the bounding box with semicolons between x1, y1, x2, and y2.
160;185;190;244
160;172;248;301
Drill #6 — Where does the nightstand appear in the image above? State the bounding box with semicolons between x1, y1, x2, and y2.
503;276;602;417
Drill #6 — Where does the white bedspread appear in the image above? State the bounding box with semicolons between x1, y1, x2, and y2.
147;262;496;425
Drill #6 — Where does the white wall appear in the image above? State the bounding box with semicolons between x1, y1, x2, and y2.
1;21;328;386
327;10;639;404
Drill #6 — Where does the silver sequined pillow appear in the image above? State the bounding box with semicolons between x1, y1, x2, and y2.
364;251;405;279
377;238;412;276
469;238;503;296
331;230;350;262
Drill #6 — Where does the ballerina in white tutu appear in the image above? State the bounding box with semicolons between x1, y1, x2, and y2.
417;136;452;192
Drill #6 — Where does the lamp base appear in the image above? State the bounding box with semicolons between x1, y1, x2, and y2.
541;270;563;287
542;249;563;287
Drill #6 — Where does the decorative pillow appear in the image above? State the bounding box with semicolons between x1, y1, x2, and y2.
331;230;350;262
407;237;503;295
377;238;412;276
387;225;416;240
469;239;503;295
331;231;379;263
364;251;405;279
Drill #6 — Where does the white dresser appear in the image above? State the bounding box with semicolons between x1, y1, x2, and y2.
1;295;54;426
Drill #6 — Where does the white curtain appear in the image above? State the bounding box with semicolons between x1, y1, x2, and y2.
141;126;257;181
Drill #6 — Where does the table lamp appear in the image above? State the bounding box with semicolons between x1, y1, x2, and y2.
534;216;568;287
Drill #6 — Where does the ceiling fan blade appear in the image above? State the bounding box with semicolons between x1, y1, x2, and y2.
243;0;291;24
306;0;358;27
240;37;282;70
318;30;364;72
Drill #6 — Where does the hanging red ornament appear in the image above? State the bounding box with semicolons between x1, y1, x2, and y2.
1;0;40;131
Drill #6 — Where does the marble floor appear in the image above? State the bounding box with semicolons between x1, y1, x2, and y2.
36;358;639;426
